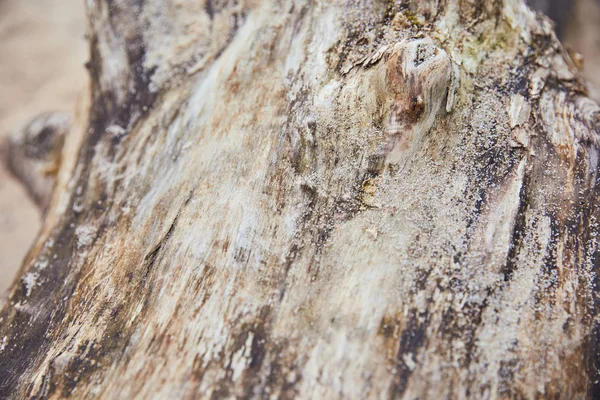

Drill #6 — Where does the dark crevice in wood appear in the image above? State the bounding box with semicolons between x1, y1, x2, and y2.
502;159;530;283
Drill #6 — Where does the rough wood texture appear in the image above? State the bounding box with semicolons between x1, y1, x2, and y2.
1;0;599;398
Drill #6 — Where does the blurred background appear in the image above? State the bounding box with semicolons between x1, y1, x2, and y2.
0;0;598;293
0;0;87;292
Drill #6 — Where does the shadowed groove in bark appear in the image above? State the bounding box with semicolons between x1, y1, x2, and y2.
502;162;531;282
142;190;195;280
389;311;429;398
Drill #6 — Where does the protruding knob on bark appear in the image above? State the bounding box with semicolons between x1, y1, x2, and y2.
380;37;459;163
2;112;70;211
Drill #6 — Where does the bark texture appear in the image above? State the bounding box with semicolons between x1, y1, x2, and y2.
1;0;599;398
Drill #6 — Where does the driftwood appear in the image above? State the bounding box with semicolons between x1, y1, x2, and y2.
1;0;599;398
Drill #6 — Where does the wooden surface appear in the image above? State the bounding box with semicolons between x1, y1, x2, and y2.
0;1;599;398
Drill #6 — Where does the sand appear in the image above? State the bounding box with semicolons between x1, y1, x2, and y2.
0;0;87;292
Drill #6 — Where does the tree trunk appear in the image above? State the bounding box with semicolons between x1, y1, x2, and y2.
1;0;599;398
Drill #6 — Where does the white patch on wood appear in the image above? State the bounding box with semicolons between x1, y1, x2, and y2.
75;225;97;248
508;94;531;128
22;272;39;297
106;125;126;138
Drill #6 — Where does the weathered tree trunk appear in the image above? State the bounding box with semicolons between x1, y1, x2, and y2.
1;0;599;398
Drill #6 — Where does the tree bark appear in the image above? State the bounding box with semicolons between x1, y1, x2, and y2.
1;0;599;398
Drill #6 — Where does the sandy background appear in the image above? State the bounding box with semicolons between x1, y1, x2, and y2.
0;1;597;293
0;0;87;292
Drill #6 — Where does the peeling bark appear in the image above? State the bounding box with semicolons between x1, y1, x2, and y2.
1;0;599;398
